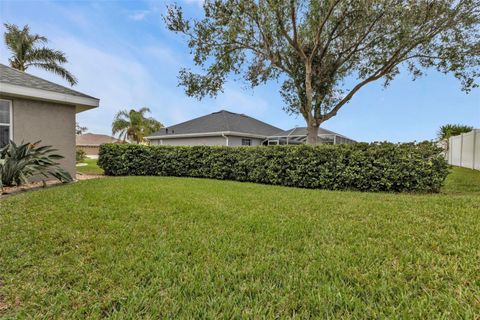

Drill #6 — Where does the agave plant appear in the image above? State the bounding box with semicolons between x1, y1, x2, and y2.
0;141;73;191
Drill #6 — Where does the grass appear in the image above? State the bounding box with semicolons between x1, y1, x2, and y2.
0;167;479;318
76;158;104;175
442;166;480;194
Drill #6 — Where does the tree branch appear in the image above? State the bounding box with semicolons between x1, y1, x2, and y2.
321;49;404;122
274;3;307;60
311;0;341;58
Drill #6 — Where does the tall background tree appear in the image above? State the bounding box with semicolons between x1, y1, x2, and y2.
76;122;88;135
437;124;474;140
3;23;77;86
112;108;163;143
166;0;479;144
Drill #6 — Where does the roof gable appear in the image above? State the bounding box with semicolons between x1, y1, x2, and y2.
148;110;282;137
270;127;355;142
0;63;99;112
76;133;119;146
272;127;339;137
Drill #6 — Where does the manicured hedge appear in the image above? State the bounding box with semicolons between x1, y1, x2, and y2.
98;142;449;193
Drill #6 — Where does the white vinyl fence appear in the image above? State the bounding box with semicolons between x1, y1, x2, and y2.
448;129;480;170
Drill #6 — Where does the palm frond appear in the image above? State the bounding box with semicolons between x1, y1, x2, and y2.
137;107;152;116
112;119;130;134
113;110;131;121
29;62;78;86
25;47;68;64
4;23;77;85
110;108;163;144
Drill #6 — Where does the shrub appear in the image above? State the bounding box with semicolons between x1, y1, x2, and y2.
76;148;86;162
98;142;449;193
0;141;73;190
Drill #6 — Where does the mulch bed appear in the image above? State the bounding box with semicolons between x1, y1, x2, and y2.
0;173;105;199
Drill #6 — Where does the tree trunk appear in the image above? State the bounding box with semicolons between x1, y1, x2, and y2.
304;61;319;145
306;122;319;145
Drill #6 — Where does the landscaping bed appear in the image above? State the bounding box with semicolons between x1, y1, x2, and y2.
0;179;63;198
0;167;479;318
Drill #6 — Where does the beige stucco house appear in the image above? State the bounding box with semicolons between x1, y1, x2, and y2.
76;133;120;158
0;63;99;177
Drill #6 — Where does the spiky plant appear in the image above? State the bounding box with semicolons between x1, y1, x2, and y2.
3;23;77;86
0;141;73;191
112;108;163;143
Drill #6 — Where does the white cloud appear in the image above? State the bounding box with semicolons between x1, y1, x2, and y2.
0;16;285;136
25;35;164;135
182;0;204;7
129;10;149;21
142;46;179;65
217;86;269;115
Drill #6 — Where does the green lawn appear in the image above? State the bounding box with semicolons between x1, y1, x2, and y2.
0;167;479;318
76;158;104;175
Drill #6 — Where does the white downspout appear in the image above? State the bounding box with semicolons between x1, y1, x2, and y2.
222;132;229;146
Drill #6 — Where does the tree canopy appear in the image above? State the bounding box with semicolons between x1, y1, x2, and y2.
76;122;88;136
437;124;474;140
166;0;480;144
3;23;77;86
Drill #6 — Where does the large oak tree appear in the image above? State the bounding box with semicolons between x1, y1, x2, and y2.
166;0;479;144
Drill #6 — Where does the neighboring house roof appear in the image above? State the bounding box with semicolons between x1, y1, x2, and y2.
76;133;119;146
271;127;353;139
0;63;99;112
147;110;283;139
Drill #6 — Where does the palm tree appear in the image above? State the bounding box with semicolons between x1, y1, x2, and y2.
112;108;163;143
437;124;473;141
3;23;77;86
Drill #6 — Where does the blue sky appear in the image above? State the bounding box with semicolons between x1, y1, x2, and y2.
1;0;478;142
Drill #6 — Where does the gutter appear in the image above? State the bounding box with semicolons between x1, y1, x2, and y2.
221;132;229;146
0;82;99;113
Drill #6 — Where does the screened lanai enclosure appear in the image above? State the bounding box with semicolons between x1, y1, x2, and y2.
265;127;356;145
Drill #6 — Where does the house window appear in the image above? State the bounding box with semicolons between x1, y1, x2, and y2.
241;138;251;146
0;100;12;148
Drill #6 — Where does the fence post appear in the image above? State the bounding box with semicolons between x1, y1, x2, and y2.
448;138;452;164
473;130;477;170
459;133;463;167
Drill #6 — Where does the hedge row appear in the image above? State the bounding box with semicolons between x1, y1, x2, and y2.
98;142;449;193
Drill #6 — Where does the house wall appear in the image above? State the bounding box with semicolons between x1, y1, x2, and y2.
150;136;227;146
77;145;100;156
227;136;264;146
1;96;76;177
149;135;266;147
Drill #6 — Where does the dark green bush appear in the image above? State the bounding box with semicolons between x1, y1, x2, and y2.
98;142;449;193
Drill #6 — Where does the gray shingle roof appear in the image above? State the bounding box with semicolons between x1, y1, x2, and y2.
272;127;340;136
0;63;96;99
76;133;119;146
270;127;355;142
148;110;283;137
